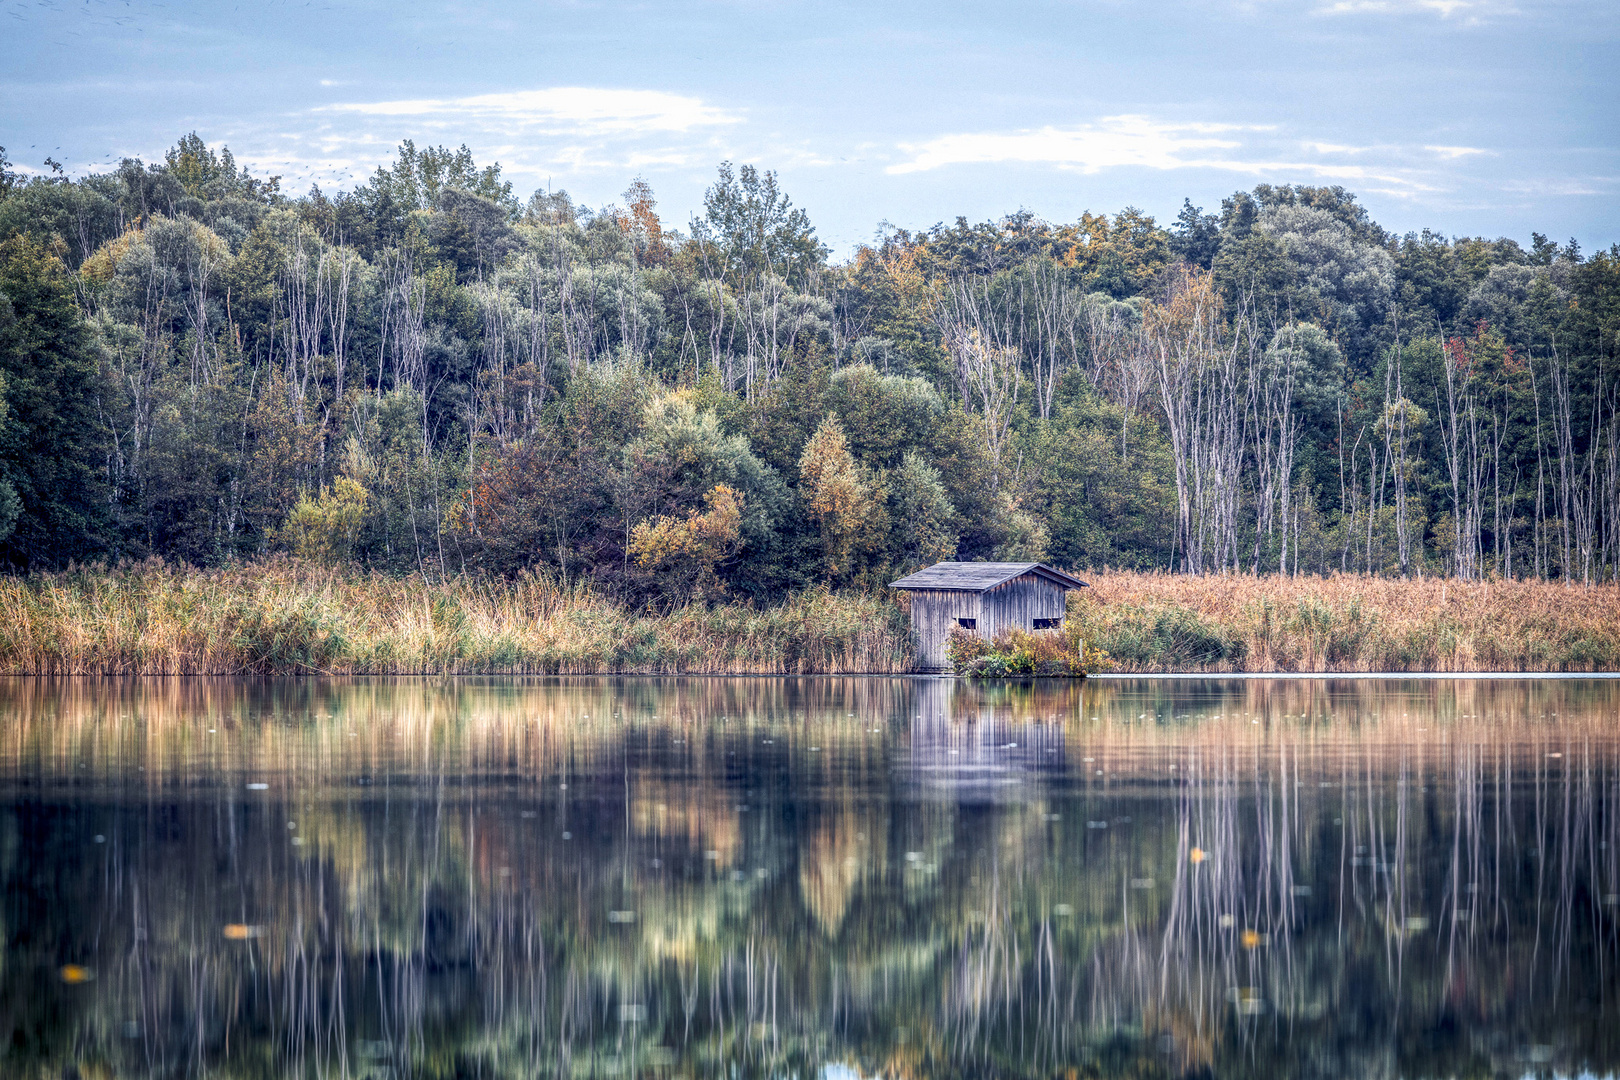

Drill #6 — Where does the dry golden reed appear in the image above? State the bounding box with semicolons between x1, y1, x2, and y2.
1075;569;1620;672
0;560;1614;675
0;558;912;675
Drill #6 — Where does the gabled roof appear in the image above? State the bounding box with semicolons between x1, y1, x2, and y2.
889;561;1090;592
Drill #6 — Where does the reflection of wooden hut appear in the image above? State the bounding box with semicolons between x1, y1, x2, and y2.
889;562;1090;673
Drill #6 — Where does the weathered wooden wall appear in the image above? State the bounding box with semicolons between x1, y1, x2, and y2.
909;576;1068;671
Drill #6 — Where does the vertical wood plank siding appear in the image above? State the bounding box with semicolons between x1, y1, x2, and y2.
910;575;1069;671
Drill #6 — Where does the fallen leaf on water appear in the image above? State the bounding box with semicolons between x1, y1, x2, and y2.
1241;930;1261;949
223;924;264;940
59;965;94;984
1190;847;1206;863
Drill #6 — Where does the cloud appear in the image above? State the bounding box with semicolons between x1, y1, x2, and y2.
888;116;1256;175
1502;176;1614;197
321;87;740;136
1304;141;1375;155
1425;144;1488;158
1306;0;1522;19
887;115;1436;189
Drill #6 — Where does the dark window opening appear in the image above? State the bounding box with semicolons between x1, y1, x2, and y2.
957;618;977;630
1033;618;1061;630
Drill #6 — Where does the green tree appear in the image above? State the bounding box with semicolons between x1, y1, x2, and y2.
886;451;959;571
0;236;109;565
692;162;827;289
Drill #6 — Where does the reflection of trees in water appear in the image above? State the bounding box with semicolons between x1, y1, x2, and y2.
1;677;1618;1077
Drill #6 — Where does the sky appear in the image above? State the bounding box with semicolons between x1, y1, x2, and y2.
3;0;1616;257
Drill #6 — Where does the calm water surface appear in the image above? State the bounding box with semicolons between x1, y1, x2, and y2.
3;676;1620;1078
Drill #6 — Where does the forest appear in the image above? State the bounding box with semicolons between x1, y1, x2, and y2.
0;134;1617;603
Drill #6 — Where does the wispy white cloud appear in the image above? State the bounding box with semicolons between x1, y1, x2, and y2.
321;87;741;136
1305;0;1523;21
1425;144;1489;158
1304;140;1375;155
887;115;1437;190
1502;176;1615;197
250;86;756;187
887;116;1259;176
1315;0;1477;16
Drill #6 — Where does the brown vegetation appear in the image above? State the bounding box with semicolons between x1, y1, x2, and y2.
1076;569;1620;672
0;560;1613;675
0;559;910;675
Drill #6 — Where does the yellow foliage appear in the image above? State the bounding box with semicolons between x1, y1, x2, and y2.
629;484;745;602
798;416;887;581
78;226;143;284
280;476;370;566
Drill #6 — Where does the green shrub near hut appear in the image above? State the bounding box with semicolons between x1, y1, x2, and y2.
945;624;1108;678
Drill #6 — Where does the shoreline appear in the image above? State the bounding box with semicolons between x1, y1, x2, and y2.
0;560;1614;677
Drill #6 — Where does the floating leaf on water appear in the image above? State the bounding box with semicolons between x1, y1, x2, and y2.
1242;930;1261;949
59;965;94;984
1190;847;1206;863
1219;914;1235;929
222;924;264;940
246;783;268;791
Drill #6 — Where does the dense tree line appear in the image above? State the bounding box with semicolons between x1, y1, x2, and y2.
0;135;1615;597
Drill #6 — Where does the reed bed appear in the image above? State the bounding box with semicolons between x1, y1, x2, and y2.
1076;569;1620;672
0;559;913;675
0;561;1613;675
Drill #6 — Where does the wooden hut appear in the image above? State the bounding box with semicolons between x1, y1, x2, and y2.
889;562;1090;672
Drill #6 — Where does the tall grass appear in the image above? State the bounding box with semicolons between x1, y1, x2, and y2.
0;561;1613;675
0;558;913;675
1074;569;1620;672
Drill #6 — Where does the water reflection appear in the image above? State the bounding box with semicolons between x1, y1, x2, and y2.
2;676;1619;1077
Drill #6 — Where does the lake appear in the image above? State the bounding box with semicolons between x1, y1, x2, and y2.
3;675;1619;1078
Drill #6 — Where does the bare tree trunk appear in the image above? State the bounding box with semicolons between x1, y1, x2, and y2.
1150;269;1247;574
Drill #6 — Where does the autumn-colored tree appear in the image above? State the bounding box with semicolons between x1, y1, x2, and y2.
629;484;744;604
623;178;668;267
280;476;370;565
798;415;887;583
